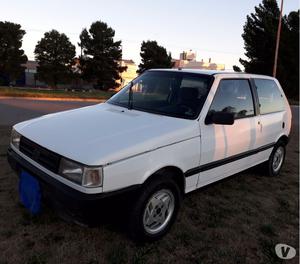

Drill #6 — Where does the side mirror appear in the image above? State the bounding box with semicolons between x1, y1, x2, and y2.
206;111;235;125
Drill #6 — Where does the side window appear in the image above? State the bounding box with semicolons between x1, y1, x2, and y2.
254;79;284;114
208;79;255;119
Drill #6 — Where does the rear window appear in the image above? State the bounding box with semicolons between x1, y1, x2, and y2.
254;79;284;114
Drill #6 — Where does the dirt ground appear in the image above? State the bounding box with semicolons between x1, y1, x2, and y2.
0;122;298;264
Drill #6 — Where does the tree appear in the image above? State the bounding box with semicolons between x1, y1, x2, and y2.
34;30;76;88
239;0;283;75
79;21;125;90
137;40;173;74
0;21;27;85
283;10;299;98
233;65;242;72
239;0;299;98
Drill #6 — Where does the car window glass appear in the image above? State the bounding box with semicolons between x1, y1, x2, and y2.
108;71;212;119
208;79;255;119
180;76;209;98
254;79;284;114
131;75;172;101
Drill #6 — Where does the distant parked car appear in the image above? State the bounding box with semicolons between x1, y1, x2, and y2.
8;69;291;241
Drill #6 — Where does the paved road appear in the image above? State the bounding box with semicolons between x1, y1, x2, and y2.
0;97;298;126
0;98;99;126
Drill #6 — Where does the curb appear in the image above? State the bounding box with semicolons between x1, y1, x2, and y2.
0;96;106;102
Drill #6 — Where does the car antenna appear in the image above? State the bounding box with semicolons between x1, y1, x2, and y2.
128;81;134;110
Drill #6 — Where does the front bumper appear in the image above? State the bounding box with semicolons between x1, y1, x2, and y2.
7;147;140;224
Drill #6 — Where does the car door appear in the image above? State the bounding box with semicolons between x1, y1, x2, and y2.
197;78;259;188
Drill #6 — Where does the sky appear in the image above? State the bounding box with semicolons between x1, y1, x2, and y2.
0;0;298;70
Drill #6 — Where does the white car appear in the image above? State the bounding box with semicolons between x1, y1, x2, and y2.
8;69;291;241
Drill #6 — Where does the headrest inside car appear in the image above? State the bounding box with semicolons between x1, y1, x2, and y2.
180;87;199;101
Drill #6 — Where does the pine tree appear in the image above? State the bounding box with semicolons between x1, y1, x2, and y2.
240;0;299;98
239;0;283;75
0;21;27;85
79;21;126;90
233;65;242;72
283;11;299;98
137;41;173;74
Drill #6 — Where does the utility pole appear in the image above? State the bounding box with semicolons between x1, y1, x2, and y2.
273;0;284;77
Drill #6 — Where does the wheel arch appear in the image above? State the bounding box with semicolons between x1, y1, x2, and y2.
142;166;185;195
277;134;289;145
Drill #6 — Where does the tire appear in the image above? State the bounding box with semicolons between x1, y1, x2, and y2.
128;175;182;242
266;141;286;177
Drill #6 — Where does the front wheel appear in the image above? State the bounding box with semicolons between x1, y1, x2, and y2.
128;176;181;242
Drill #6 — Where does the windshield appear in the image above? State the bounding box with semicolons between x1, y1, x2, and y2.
107;70;213;119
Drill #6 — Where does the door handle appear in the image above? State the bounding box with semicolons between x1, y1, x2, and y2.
258;121;262;132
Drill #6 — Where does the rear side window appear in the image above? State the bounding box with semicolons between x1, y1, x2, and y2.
208;79;255;119
254;79;284;114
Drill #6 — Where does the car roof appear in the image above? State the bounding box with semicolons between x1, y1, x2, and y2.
149;68;224;75
148;68;274;79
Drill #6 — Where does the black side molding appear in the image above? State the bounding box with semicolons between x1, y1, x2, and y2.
185;143;275;177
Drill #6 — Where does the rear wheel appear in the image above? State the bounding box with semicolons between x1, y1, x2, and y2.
128;176;181;242
266;141;286;177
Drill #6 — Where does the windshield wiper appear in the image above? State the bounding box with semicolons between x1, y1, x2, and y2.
128;81;133;110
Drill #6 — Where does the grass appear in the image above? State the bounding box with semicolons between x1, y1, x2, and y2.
259;239;283;264
260;224;276;237
26;253;48;264
106;242;128;264
0;115;298;263
0;86;114;100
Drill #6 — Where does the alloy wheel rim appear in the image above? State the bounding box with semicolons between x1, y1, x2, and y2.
143;189;175;235
272;146;284;172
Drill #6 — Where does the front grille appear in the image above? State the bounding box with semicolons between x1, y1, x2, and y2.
19;136;61;174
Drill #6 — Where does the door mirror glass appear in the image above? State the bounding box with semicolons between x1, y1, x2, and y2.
211;111;234;125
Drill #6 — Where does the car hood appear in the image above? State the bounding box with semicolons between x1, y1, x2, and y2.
14;103;199;165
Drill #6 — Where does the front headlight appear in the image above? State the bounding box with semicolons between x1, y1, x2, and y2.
11;128;21;149
59;158;83;185
59;158;103;187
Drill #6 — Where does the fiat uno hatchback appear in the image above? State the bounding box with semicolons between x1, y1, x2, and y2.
8;69;292;241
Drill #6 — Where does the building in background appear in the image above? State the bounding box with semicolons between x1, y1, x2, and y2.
118;59;138;89
179;50;197;61
173;50;225;71
20;59;138;90
22;60;46;87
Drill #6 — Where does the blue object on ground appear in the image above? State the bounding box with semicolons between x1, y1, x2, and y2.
19;171;41;215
